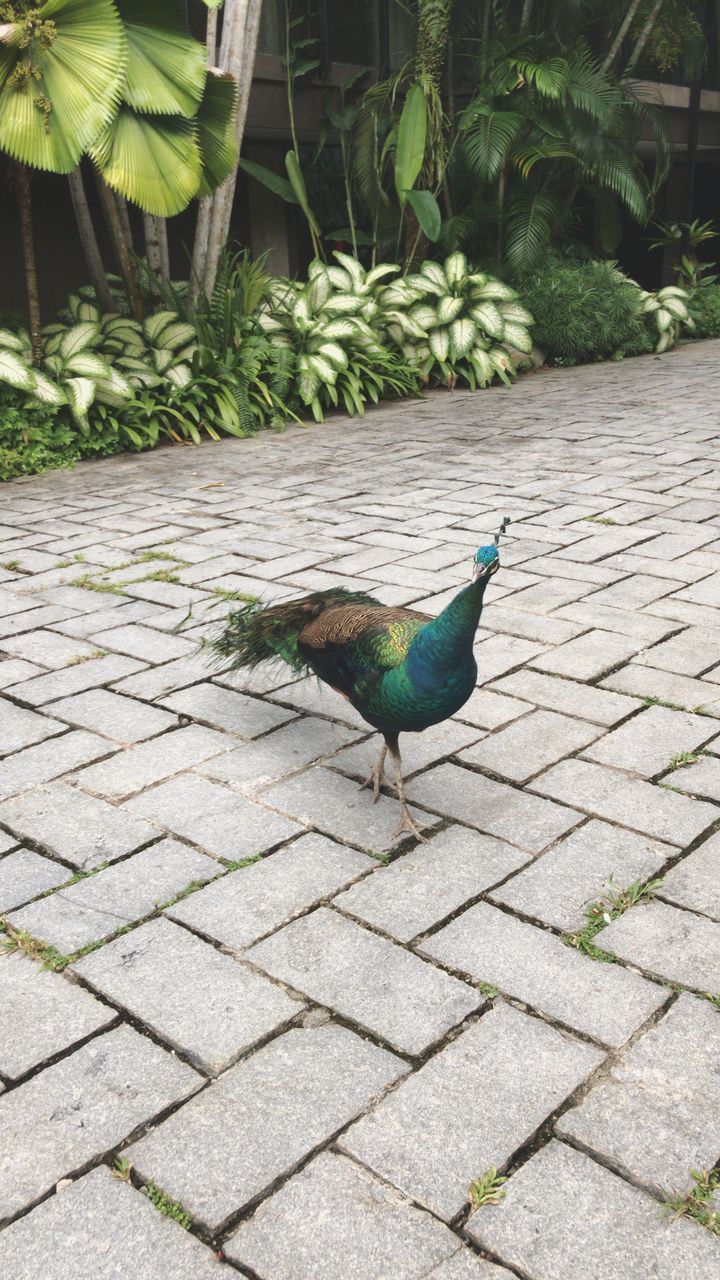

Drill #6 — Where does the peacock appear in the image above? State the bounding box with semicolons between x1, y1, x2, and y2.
211;525;507;841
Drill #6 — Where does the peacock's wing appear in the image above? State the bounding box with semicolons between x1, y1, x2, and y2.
298;603;430;697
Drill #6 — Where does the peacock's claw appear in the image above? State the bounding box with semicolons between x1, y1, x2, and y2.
391;806;429;844
360;744;388;804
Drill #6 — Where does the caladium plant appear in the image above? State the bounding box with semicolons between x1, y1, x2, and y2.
636;284;694;353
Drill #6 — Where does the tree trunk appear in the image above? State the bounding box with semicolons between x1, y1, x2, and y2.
519;0;533;33
624;0;665;74
143;212;170;299
188;2;222;308
68;166;113;312
601;0;644;72
14;163;42;364
95;173;145;321
202;0;265;300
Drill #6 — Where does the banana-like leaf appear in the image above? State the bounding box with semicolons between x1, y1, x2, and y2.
92;106;201;215
239;157;298;203
285;150;321;238
394;83;427;207
0;0;125;172
405;189;442;242
116;0;205;118
196;71;237;197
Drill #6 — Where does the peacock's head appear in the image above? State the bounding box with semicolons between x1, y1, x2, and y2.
472;544;500;583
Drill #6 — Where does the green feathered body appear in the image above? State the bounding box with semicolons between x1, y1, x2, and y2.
210;567;494;737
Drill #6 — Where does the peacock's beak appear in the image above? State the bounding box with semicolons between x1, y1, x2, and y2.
472;558;499;583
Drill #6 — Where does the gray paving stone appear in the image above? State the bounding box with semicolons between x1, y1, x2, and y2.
594;898;720;991
0;1023;201;1224
225;1151;499;1280
0;698;64;755
452;686;531;730
552;599;680;642
335;825;528;942
0;731;111;802
7;839;218;954
665;752;720;799
339;1002;603;1221
198;714;360;791
0;827;17;852
126;1023;406;1233
263;766;432;852
127;772;301;857
0;847;69;910
635;625;720;677
0;951;114;1078
0;658;44;687
0;628;100;670
332;719;484;782
528;629;645;681
490;820;672;931
91;622;195;663
602;663;720;716
659;832;720;921
421;902;666;1047
531;759;716;845
6;654;145;707
72;724;232;799
557;994;720;1194
0;782;157;869
428;1253;512;1280
409;762;581;854
249;907;479;1054
74;917;300;1075
581;705;716;776
490;668;641;725
466;1138;720;1280
0;1166;219;1279
167;831;373;947
266;675;371;728
672;571;720;606
161;680;295;737
49;687;178;743
459;709;600;783
110;652;211;701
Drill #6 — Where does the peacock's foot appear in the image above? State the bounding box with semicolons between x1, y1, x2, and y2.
360;750;387;804
391;804;429;844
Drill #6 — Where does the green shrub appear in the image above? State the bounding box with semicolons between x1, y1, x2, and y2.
516;257;654;365
689;285;720;339
0;387;125;483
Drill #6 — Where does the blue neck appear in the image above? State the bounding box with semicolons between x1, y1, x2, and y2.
405;576;489;692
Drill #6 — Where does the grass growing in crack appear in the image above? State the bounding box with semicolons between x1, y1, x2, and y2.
56;553;86;568
1;924;71;971
562;876;664;961
113;1156;132;1182
211;587;261;604
664;1168;720;1235
476;982;499;1000
67;649;106;666
157;877;219;909
144;1180;192;1229
641;696;690;714
223;855;263;871
72;574;125;596
138;569;181;585
469;1167;507;1210
701;992;720;1010
582;515;616;525
2;559;21;571
137;550;184;564
667;751;702;771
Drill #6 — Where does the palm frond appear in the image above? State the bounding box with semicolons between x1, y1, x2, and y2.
116;0;206;118
462;105;524;181
504;191;563;274
196;71;237;197
91;106;201;215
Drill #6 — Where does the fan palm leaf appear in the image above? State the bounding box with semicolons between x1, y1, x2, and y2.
0;0;125;172
196;70;238;197
91;106;201;215
116;0;205;118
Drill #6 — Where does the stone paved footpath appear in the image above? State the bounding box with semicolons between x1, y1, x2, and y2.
1;344;720;1279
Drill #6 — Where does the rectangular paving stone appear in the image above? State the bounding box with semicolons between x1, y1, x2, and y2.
72;725;232;800
531;758;717;845
453;687;531;730
6;655;145;707
466;1139;720;1280
161;681;295;737
0;698;64;755
225;1151;496;1280
421;902;666;1048
409;762;581;854
0;782;157;870
593;899;720;991
634;625;720;677
665;752;720;800
659;832;720;921
110;653;210;701
126;1023;406;1233
7;839;219;954
581;704;716;777
333;720;483;783
335;826;529;942
0;658;44;688
601;663;720;716
0;628;100;670
491;669;641;726
0;847;69;911
266;676;371;729
556;994;720;1195
553;600;680;642
74;918;300;1075
91;622;195;663
263;766;432;853
490;820;672;931
459;710;600;784
249;906;478;1055
671;571;720;606
470;634;549;683
528;629;644;681
198;714;360;791
0;1024;201;1224
127;772;301;857
0;731;111;802
167;831;373;947
339;1002;603;1222
49;687;178;744
0;827;17;852
0;1166;220;1279
0;951;114;1079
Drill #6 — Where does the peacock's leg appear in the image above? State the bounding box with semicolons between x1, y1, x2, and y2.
386;734;428;843
360;740;387;804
